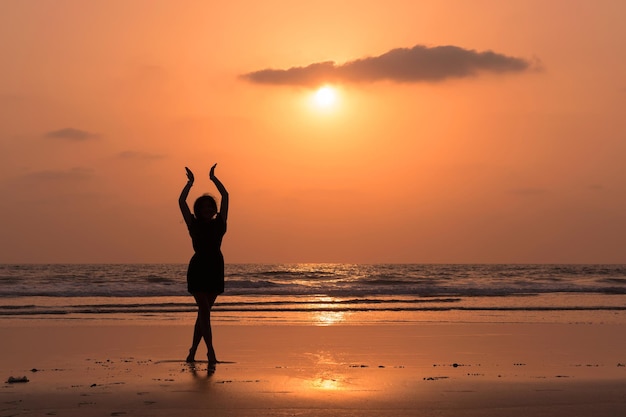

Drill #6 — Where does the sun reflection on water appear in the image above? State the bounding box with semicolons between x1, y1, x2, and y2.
312;376;342;391
314;310;346;326
306;352;347;392
312;297;346;326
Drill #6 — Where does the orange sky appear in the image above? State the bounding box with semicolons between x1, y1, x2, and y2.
1;0;625;264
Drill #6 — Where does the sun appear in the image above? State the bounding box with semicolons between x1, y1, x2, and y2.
313;85;337;108
304;85;341;115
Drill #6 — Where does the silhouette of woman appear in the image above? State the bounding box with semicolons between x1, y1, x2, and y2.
179;164;229;365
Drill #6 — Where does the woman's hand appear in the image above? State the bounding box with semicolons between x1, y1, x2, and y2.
185;167;195;184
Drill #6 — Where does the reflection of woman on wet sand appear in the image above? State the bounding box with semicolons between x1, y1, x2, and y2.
179;164;229;365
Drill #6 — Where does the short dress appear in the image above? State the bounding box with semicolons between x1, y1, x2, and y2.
186;213;227;294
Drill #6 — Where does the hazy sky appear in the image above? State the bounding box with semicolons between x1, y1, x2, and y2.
1;0;625;264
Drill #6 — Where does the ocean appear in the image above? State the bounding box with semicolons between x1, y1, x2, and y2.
1;264;625;325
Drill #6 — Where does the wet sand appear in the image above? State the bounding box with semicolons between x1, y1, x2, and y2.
2;322;626;416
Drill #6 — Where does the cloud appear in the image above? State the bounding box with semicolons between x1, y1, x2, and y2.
509;187;549;196
44;128;100;141
117;151;166;160
242;44;534;86
23;167;95;181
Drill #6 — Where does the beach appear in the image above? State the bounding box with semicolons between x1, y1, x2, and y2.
2;320;625;417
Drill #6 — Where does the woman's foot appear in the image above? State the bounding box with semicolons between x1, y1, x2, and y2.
186;348;197;363
208;354;218;366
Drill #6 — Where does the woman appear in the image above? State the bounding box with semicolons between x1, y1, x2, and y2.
179;164;229;365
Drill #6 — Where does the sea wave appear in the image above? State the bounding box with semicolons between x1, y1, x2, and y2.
1;264;626;298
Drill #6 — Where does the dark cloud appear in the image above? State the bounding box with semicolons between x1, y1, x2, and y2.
44;128;100;141
242;44;534;86
117;151;166;160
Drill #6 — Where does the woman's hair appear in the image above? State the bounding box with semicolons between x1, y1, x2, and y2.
193;194;217;215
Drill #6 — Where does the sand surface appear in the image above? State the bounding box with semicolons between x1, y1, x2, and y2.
2;322;626;416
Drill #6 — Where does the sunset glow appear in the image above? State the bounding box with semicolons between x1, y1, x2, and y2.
1;1;625;264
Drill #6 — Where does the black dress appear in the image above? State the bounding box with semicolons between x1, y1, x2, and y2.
186;213;227;294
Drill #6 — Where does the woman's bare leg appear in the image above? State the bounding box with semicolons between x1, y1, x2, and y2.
186;318;202;362
188;293;219;364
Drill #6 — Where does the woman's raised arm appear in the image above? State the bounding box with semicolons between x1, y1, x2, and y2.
179;167;195;226
209;163;229;222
